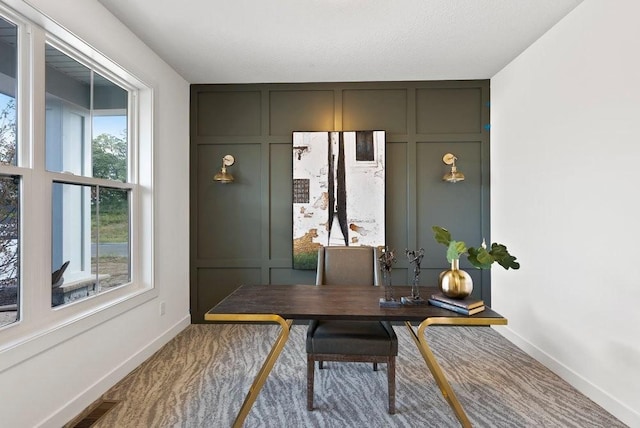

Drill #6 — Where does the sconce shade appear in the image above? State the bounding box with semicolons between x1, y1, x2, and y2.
443;169;465;183
214;155;235;184
442;153;465;183
213;168;234;183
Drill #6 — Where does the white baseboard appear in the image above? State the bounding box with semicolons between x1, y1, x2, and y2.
497;326;640;428
39;315;191;428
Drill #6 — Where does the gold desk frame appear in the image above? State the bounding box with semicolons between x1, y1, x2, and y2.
205;314;292;428
405;317;508;428
205;312;506;428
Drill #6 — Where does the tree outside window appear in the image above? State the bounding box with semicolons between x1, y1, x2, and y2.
0;98;19;326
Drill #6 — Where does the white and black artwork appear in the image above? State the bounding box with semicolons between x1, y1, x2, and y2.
292;131;385;269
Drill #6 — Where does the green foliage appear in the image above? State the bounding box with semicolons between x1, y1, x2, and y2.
487;243;520;270
90;133;129;242
0;100;19;284
94;211;129;243
93;133;127;181
467;246;493;269
0;176;19;284
92;133;128;212
0;99;17;165
293;251;318;270
446;241;467;262
433;226;451;246
432;225;520;270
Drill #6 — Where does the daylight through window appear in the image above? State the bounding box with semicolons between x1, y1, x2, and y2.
0;15;19;327
46;43;132;307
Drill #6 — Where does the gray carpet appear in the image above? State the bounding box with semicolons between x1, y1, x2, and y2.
94;323;626;427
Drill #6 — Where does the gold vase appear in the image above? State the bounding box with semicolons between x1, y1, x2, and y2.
438;259;473;299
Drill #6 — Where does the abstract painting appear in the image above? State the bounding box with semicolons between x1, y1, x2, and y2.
292;131;385;269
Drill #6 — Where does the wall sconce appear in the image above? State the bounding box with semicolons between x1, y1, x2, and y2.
213;154;235;184
442;153;465;183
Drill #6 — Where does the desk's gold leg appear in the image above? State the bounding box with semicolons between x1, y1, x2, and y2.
206;314;292;428
405;317;507;427
405;320;471;427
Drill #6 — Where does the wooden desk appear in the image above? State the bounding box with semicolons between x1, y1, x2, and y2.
205;284;507;427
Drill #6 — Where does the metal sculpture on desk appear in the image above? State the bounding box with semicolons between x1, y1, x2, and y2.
402;248;428;305
378;246;401;307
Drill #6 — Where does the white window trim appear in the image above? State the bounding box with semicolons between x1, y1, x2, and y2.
0;1;155;373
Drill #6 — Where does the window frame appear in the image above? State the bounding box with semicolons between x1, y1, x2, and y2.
45;37;137;306
0;2;155;371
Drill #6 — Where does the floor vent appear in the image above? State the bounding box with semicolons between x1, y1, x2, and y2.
67;399;120;428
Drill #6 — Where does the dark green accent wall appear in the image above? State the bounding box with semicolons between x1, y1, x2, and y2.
190;80;491;323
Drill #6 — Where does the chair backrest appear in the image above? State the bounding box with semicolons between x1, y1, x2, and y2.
316;246;380;286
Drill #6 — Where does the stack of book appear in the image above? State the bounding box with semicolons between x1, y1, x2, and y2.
428;293;485;315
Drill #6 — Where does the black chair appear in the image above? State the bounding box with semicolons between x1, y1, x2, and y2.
306;246;398;414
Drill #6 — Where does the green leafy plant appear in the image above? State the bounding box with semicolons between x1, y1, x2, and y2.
432;226;520;270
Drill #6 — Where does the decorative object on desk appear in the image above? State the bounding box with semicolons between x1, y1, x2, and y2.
439;258;474;299
378;246;401;307
427;297;486;315
432;225;520;298
401;248;428;305
430;292;484;310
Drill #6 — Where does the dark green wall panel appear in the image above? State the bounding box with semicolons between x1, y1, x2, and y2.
269;143;293;260
196;91;262;136
196;144;262;260
196;268;261;313
385;142;408;253
190;80;490;323
270;90;335;135
270;268;316;285
416;141;483;270
390;268;409;288
342;89;407;133
416;88;482;134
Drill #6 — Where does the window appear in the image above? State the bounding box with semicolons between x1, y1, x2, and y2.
45;44;132;307
0;2;153;342
0;93;16;165
0;174;19;326
51;182;131;306
0;15;18;328
45;44;129;179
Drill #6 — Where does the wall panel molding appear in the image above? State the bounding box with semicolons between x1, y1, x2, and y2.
190;80;490;323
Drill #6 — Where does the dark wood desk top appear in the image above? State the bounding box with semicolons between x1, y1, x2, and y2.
205;284;504;322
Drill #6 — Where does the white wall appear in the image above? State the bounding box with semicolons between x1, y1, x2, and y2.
0;1;190;427
491;0;640;426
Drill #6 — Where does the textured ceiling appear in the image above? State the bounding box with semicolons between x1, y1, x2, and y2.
97;0;583;84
